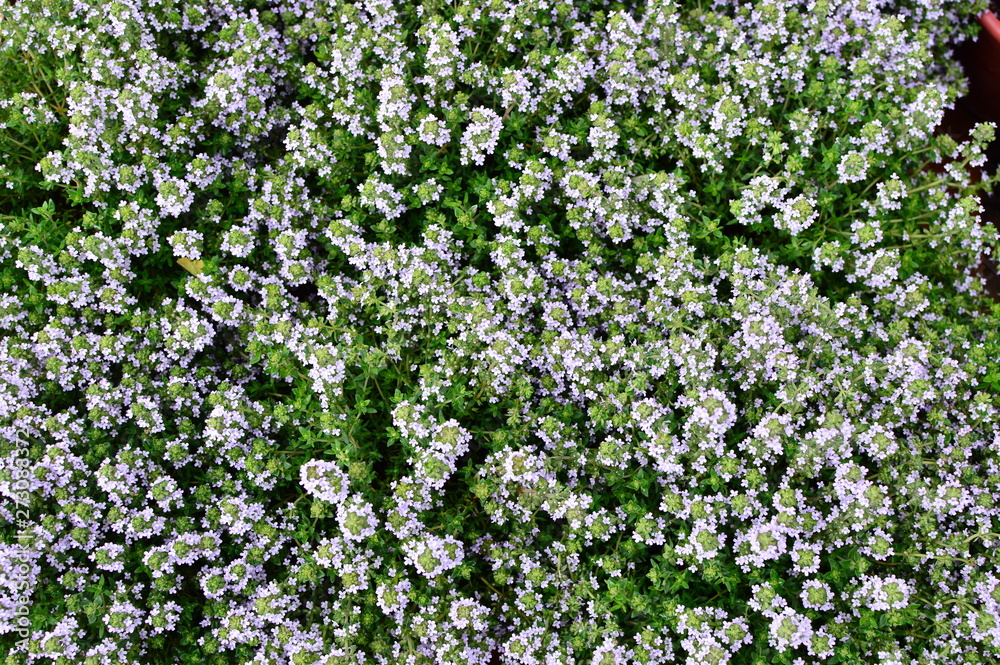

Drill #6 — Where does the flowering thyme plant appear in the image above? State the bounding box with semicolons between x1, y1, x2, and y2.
3;0;1000;664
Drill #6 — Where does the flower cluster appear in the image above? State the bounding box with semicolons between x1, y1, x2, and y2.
299;459;351;505
459;106;503;167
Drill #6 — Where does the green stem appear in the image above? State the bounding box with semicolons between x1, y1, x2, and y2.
372;377;386;403
472;380;489;404
906;177;953;197
965;531;1000;544
3;136;39;153
883;211;939;224
479;575;504;599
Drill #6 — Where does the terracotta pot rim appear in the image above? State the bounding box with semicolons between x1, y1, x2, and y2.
979;10;1000;44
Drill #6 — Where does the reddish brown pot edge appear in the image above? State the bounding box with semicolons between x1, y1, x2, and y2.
930;12;1000;302
980;10;1000;43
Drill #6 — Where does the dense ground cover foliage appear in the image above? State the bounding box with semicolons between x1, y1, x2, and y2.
3;0;1000;663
